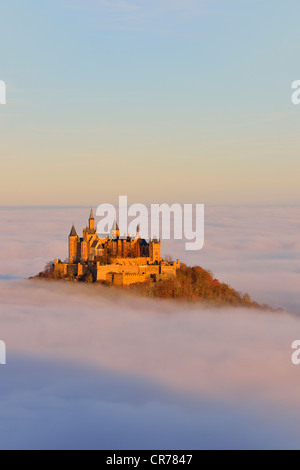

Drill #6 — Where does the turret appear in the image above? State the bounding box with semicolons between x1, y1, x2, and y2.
69;224;79;263
150;238;161;263
136;224;141;239
89;209;95;231
110;220;120;239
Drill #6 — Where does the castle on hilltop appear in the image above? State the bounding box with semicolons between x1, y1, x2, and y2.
54;210;180;285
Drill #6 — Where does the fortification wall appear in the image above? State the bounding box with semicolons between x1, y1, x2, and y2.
113;257;151;266
54;261;68;277
160;265;177;278
107;273;148;286
144;266;160;275
97;263;141;281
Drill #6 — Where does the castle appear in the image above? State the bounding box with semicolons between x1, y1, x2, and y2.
54;210;180;285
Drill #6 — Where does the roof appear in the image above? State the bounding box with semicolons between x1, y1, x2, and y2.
69;225;77;237
89;209;94;220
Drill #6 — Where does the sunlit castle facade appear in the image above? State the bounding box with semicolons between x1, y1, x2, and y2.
54;210;180;285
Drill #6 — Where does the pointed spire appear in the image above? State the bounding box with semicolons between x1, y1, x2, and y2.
112;220;119;231
89;208;94;220
69;224;77;237
135;224;141;239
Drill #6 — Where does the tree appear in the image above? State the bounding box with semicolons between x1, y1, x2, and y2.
44;261;54;275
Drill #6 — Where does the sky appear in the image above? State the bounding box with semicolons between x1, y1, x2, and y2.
0;0;300;206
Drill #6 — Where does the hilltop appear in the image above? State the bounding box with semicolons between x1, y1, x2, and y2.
34;261;274;310
32;210;276;310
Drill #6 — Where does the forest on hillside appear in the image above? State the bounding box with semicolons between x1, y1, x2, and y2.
130;264;270;308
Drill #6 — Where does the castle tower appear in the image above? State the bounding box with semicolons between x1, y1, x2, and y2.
136;224;141;239
110;220;120;239
69;225;80;264
89;209;95;231
150;238;161;263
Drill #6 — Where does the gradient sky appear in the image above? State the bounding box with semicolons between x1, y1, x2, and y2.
0;0;299;206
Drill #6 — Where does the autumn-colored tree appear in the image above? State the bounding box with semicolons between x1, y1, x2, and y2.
132;263;265;308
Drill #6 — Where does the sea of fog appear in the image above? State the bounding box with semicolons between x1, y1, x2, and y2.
0;206;299;449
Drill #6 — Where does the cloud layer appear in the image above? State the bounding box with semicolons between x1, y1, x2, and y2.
0;206;300;449
1;280;300;449
0;206;299;311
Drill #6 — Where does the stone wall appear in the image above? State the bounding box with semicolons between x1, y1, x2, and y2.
107;272;149;286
